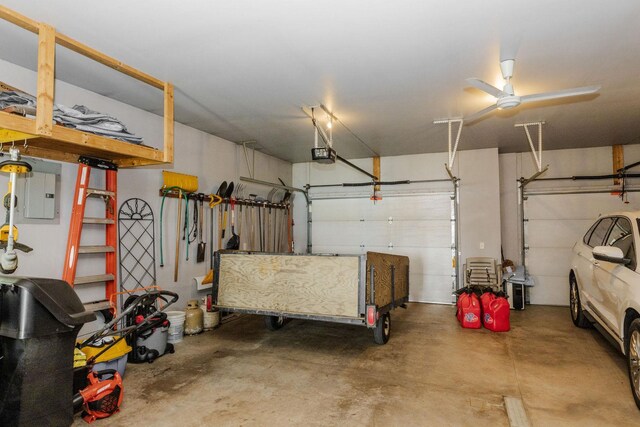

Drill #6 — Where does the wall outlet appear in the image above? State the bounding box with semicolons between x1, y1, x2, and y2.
480;242;485;249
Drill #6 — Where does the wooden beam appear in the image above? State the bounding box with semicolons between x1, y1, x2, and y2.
163;82;175;163
55;33;165;90
115;158;164;168
0;111;37;135
36;23;55;137
613;145;624;185
50;126;164;160
373;156;380;190
22;145;81;164
0;6;39;34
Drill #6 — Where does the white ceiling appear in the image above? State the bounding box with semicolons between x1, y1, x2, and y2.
1;1;640;163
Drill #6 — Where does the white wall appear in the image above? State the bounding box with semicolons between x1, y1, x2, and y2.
0;59;291;309
457;148;502;263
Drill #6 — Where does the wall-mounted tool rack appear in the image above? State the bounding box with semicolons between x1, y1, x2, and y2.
157;189;291;209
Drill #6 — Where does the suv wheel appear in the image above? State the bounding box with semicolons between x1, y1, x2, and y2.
570;275;590;328
626;319;640;409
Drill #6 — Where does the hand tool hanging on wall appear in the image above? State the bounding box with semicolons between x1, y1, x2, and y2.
197;194;206;262
208;191;223;268
215;181;227;251
159;186;185;277
258;202;263;251
237;202;244;250
220;181;234;242
226;198;239;250
185;195;197;261
174;192;182;281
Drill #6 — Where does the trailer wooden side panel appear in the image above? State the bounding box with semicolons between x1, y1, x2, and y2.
217;254;360;317
365;252;410;307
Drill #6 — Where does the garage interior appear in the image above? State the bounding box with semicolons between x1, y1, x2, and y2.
0;1;639;426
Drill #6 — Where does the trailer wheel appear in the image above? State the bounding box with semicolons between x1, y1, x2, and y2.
264;315;285;331
374;312;391;345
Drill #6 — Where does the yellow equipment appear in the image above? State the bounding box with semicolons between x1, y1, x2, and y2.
162;170;198;193
0;147;32;273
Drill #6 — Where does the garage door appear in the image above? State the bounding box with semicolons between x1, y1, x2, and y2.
525;191;640;305
311;193;455;304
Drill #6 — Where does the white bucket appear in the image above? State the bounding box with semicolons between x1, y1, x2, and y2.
167;311;186;344
203;310;220;330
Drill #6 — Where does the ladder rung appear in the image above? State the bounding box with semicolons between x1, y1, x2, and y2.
87;188;115;198
74;274;115;285
83;300;112;312
79;245;115;254
83;217;115;225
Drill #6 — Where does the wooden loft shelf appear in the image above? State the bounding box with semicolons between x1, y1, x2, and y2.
0;6;174;168
0;111;166;167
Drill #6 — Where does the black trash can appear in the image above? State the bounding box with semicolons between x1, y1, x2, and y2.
0;276;96;427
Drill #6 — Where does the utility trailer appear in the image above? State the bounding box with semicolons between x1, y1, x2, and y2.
213;251;409;344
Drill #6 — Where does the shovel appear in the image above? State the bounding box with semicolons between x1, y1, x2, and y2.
216;181;227;251
226;198;239;250
221;181;234;240
196;194;206;262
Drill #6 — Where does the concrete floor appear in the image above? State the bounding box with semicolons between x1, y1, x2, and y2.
74;304;639;426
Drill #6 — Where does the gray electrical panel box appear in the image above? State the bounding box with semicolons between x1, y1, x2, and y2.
24;171;56;219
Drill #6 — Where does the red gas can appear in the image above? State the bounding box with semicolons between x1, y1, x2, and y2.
480;292;496;328
456;293;466;323
458;292;481;329
486;297;510;332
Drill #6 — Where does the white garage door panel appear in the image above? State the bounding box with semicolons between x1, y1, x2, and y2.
525;191;640;306
527;248;572;278
526;219;592;248
409;273;454;304
312;199;369;221
529;276;569;306
312;221;366;246
363;220;451;248
525;193;629;219
362;195;452;221
312;194;453;304
312;195;452;221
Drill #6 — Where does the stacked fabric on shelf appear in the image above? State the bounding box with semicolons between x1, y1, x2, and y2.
0;89;143;145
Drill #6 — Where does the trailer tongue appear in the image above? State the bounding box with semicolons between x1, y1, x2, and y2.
213;251;409;344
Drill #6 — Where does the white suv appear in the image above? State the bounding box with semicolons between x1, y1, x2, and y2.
570;211;640;409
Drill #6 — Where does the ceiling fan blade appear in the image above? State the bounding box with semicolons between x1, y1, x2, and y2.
466;78;506;98
520;85;601;104
464;104;498;123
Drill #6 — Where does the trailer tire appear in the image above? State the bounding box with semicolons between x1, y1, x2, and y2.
264;315;285;331
374;312;391;345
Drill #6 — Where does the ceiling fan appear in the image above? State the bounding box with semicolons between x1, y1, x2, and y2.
464;59;600;122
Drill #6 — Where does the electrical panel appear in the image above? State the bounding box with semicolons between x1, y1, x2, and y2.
24;171;56;219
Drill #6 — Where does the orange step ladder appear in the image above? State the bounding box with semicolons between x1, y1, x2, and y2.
63;156;117;312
